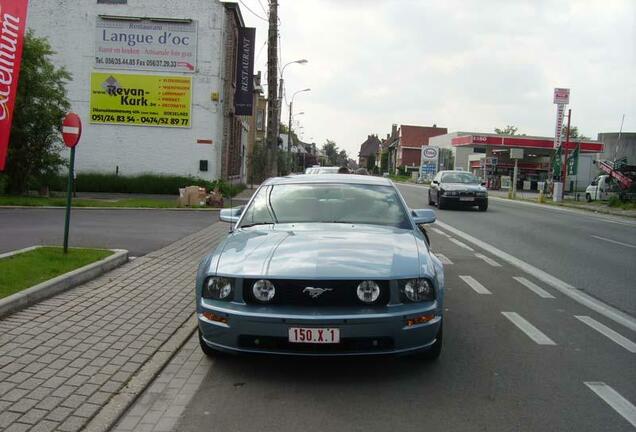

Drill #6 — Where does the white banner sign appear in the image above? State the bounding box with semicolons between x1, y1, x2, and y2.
95;17;198;73
553;87;570;105
554;103;565;148
420;146;439;179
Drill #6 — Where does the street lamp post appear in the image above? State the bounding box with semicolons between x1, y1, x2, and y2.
288;88;310;171
278;59;307;140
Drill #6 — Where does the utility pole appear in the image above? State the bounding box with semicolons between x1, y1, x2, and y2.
266;0;279;177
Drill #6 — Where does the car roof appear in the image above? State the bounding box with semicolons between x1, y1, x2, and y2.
262;174;393;186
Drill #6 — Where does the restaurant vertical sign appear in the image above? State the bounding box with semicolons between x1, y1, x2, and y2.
234;27;255;116
0;0;28;170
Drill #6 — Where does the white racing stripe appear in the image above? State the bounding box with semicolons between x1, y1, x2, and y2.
435;253;453;265
513;276;555;299
430;227;450;237
449;237;475;251
459;275;491;294
575;316;636;353
435;220;636;333
585;382;636;428
590;235;636;249
474;253;501;267
501;312;556;345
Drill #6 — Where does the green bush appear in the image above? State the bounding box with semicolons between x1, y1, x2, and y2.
607;195;622;208
29;172;245;197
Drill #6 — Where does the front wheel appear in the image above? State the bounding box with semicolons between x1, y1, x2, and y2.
586;193;592;202
199;328;220;358
438;197;447;210
428;191;435;206
478;201;488;212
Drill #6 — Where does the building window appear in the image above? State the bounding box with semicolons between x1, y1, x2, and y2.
256;110;264;131
97;0;127;3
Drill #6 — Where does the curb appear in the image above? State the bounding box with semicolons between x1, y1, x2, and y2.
83;315;198;432
0;205;221;211
0;247;129;319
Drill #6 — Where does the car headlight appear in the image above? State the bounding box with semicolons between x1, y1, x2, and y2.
401;278;435;302
356;280;381;304
252;279;276;302
202;277;233;300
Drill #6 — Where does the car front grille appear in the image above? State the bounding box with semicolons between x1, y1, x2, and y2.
458;191;475;197
243;279;390;307
238;335;394;353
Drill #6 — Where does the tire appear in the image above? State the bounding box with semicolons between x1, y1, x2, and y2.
437;197;447;210
478;201;488;212
198;328;219;358
586;193;592;202
428;191;435;206
415;322;443;361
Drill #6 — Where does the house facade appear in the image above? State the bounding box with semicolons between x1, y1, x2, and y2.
357;134;381;169
386;124;448;174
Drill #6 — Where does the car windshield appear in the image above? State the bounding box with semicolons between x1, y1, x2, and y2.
441;172;480;184
239;183;411;229
317;167;340;174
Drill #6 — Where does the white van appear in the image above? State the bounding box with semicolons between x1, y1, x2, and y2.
585;175;618;202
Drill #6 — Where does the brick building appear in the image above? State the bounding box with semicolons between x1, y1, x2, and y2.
386;124;448;174
357;134;382;169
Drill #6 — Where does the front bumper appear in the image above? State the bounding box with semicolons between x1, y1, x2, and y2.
198;300;442;356
442;195;487;206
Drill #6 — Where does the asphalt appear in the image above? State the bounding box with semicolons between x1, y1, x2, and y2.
156;185;636;432
0;208;222;256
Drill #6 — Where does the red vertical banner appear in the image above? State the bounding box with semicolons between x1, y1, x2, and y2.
0;0;29;171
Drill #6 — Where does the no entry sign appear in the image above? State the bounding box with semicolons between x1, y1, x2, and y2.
62;113;82;148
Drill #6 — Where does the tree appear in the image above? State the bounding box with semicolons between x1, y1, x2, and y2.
322;140;338;166
5;31;71;194
494;125;519;135
562;125;590;140
336;150;348;166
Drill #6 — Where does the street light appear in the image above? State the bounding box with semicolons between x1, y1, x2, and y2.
288;88;311;172
278;59;308;141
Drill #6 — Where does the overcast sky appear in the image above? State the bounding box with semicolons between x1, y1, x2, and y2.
240;0;635;157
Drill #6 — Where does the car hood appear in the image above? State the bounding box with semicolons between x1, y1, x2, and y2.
213;224;423;279
440;183;486;192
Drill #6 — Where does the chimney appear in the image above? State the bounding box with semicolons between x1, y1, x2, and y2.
386;133;390;140
433;123;437;128
391;124;397;137
254;71;261;86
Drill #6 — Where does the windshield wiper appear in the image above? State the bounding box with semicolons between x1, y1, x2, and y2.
240;222;275;228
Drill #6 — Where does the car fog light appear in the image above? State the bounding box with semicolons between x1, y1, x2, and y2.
356;280;380;303
253;279;276;302
406;313;436;327
201;311;228;324
403;278;435;302
203;277;233;300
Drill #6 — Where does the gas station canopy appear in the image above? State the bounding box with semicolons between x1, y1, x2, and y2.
451;134;604;153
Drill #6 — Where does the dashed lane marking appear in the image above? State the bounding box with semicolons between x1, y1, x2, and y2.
449;237;475;251
474;253;502;267
435;253;453;265
575;316;636;353
435;221;636;333
513;276;555;299
501;312;556;345
430;227;450;237
459;275;492;295
585;382;636;428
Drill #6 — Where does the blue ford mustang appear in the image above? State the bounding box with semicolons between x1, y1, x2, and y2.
196;174;445;358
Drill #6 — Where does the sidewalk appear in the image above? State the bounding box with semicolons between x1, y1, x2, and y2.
0;222;230;432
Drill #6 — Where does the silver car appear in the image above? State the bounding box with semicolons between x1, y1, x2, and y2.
196;174;445;358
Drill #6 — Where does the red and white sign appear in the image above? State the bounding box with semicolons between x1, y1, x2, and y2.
451;134;603;153
553;88;570;105
62;113;82;148
0;0;29;171
554;104;565;149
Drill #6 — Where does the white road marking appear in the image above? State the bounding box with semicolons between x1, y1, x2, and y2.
459;275;492;295
575;316;636;353
590;235;636;249
474;253;502;267
430;227;450;237
513;276;555;299
501;312;556;345
435;220;636;333
435;253;453;265
449;237;475;251
585;382;636;428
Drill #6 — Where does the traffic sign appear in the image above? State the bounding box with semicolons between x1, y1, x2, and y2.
62;113;82;148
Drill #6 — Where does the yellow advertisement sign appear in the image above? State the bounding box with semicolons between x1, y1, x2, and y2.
90;72;191;128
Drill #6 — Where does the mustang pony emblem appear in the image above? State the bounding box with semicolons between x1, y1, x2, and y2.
303;287;333;298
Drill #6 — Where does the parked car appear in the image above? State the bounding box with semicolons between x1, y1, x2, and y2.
196;174;444;358
585;175;619;202
429;170;488;211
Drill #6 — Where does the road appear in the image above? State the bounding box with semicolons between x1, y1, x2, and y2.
113;187;636;432
0;208;220;256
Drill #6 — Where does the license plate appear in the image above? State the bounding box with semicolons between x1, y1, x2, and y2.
288;327;340;344
459;196;475;201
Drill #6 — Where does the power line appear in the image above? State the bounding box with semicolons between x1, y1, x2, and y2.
257;0;268;15
254;40;267;63
238;0;268;21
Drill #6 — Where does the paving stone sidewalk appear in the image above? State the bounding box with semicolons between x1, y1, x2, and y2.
0;222;229;432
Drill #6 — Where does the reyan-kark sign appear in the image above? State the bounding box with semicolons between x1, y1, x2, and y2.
95;17;197;73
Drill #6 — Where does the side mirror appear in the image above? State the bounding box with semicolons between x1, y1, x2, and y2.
481;182;486;186
411;208;436;225
431;180;439;185
219;206;243;224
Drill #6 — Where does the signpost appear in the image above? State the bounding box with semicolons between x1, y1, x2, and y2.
419;146;439;181
62;113;82;254
552;88;570;202
509;148;523;199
